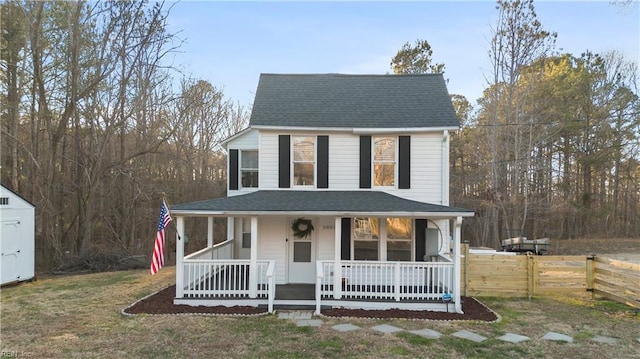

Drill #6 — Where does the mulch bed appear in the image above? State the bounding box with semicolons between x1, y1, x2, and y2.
124;285;498;321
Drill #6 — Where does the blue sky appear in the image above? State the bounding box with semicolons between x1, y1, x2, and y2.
166;1;639;108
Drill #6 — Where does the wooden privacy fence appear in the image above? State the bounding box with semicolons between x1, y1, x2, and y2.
461;243;640;308
587;255;640;308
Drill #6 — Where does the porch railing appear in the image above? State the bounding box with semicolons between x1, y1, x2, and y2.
318;260;454;302
183;238;234;261
182;258;272;299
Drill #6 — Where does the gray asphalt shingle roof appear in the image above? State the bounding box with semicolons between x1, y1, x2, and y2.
171;190;473;217
249;73;459;129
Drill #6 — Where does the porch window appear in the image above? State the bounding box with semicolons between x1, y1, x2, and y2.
293;136;315;186
386;218;412;261
373;136;395;187
242;218;251;248
241;151;259;188
353;217;379;260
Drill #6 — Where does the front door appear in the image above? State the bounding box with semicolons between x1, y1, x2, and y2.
288;218;316;283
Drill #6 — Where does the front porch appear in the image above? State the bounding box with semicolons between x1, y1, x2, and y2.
174;238;457;314
170;190;474;314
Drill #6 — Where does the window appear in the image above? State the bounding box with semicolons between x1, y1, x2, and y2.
241;151;259;188
0;197;8;205
386;218;412;261
293;136;315;186
353;217;379;260
373;136;395;187
242;218;251;248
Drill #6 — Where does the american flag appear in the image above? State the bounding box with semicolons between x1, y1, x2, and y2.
150;200;172;275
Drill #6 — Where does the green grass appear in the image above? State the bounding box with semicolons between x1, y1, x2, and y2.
1;268;639;359
396;331;436;346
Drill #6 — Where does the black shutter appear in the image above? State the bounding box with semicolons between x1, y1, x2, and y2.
415;219;427;261
359;136;371;189
317;135;329;188
341;218;351;260
398;136;411;189
229;149;239;190
278;135;290;188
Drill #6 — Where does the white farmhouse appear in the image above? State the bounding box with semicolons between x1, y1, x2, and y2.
171;74;474;313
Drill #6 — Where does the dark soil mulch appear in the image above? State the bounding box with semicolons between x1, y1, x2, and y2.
124;285;498;321
322;297;498;321
124;285;267;315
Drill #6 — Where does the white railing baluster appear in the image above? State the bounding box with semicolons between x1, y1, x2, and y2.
323;260;454;302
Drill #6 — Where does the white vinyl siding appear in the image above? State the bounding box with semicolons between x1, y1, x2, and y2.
316;217;336;260
254;130;445;204
259;132;280;189
385;132;443;204
227;129;258;149
256;217;287;284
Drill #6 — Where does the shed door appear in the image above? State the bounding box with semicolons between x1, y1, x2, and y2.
288;218;316;283
1;220;20;284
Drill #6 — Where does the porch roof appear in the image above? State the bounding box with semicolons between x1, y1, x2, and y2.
171;190;474;218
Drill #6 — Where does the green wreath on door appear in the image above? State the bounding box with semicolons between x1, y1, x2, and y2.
291;218;314;239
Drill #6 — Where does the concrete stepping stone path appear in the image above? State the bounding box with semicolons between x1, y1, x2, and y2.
497;333;530;343
542;332;573;343
274;311;632;348
371;324;404;334
332;323;362;332
452;330;488;343
591;335;618;345
409;328;443;339
296;319;323;327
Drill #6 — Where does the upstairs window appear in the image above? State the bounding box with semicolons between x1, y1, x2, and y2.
240;151;259;188
293;136;315;186
373;136;396;187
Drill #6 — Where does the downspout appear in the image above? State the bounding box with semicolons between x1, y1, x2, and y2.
441;130;449;206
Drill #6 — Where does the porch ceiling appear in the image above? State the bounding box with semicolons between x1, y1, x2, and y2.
171;190;474;218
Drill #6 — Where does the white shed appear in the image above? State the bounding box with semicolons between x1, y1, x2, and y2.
1;185;35;285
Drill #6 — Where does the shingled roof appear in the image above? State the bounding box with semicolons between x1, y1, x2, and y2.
171;190;474;217
249;73;459;129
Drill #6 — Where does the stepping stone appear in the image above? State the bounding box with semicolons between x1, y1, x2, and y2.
296;319;323;327
409;328;443;339
591;335;618;345
497;333;530;343
332;323;361;332
542;332;573;343
372;324;404;334
278;311;312;320
452;330;487;343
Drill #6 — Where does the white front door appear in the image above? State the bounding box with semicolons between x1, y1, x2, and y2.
288;218;316;283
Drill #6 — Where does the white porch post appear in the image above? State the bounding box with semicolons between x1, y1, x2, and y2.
175;216;185;298
453;216;463;313
227;217;235;259
333;217;342;300
207;217;214;248
379;217;387;261
249;216;258;298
